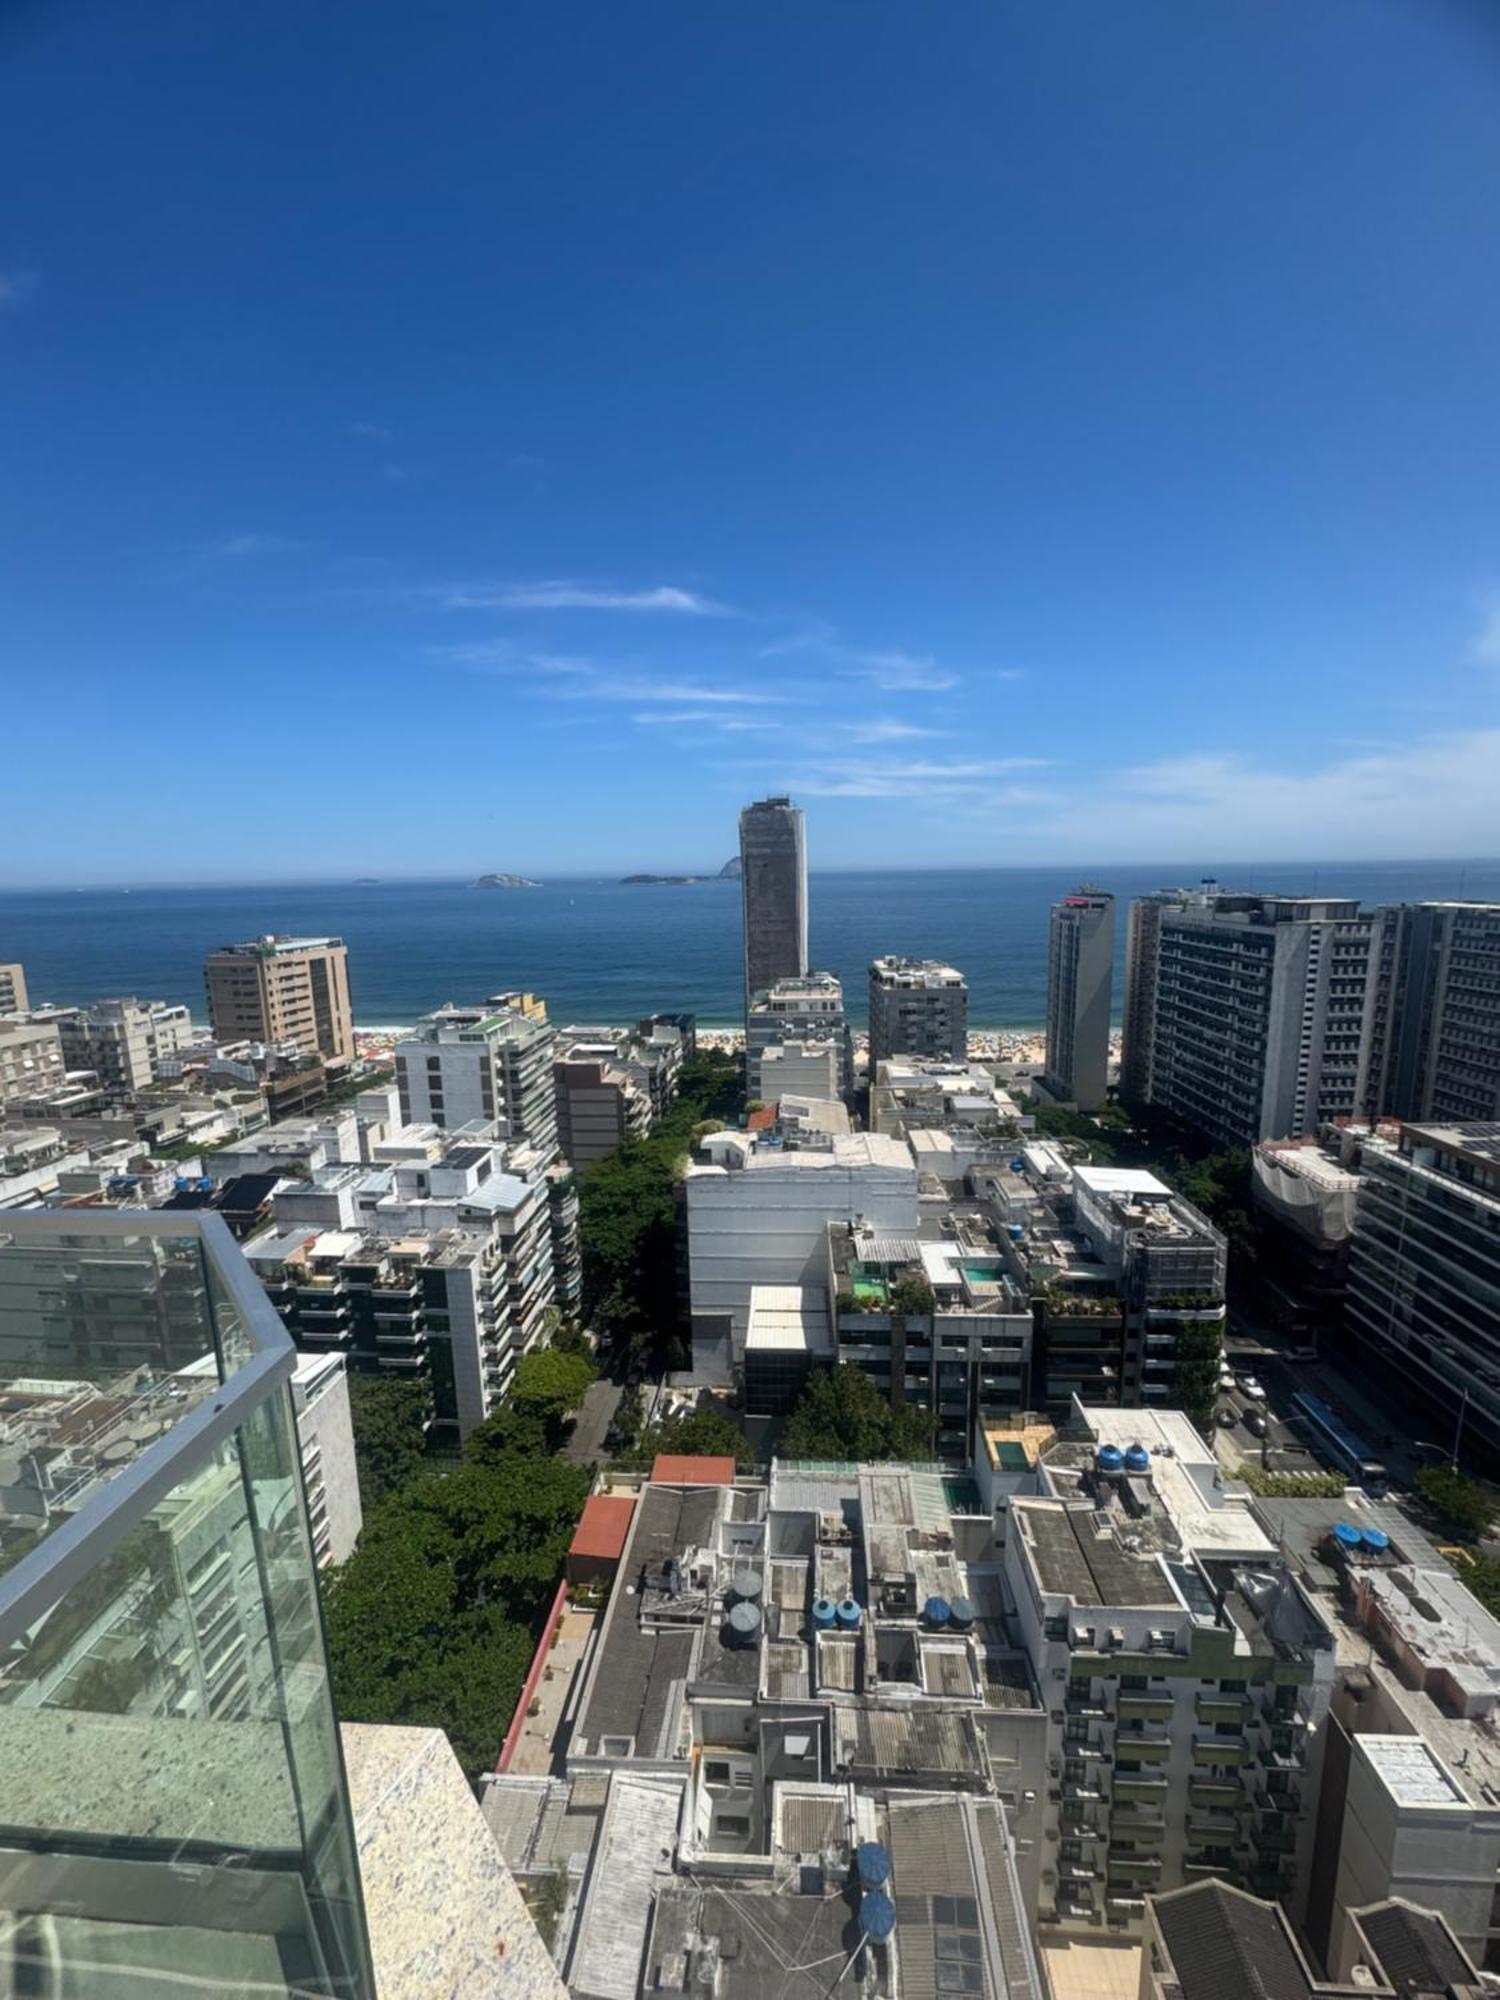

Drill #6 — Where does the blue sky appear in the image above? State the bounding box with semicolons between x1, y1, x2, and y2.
4;0;1500;884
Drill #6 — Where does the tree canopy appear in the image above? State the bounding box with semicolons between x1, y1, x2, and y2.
324;1372;592;1782
621;1401;756;1470
1416;1465;1499;1544
781;1366;936;1463
578;1050;743;1368
346;1375;430;1513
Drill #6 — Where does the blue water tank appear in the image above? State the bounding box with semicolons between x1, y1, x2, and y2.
812;1597;837;1630
1124;1444;1151;1475
856;1841;891;1887
1010;1157;1025;1173
1361;1527;1391;1553
1332;1521;1363;1550
948;1596;975;1631
861;1889;897;1942
835;1598;863;1630
923;1595;952;1629
1097;1445;1125;1475
1007;1223;1024;1241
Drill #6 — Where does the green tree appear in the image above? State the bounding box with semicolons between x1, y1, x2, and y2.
781;1366;936;1463
323;1393;592;1785
578;1049;745;1367
347;1375;430;1514
1170;1320;1223;1437
622;1402;755;1470
1416;1465;1499;1544
889;1276;936;1318
508;1347;597;1445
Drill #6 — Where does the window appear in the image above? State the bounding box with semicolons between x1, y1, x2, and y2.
704;1759;731;1785
715;1814;750;1839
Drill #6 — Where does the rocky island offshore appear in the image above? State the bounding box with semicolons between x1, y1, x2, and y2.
621;857;742;885
474;873;542;889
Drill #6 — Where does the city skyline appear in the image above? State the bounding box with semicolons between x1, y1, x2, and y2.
4;1;1500;884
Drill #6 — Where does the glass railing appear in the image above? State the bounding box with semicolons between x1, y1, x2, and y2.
0;1212;377;1999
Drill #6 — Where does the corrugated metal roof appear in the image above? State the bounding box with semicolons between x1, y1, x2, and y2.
568;1775;683;2000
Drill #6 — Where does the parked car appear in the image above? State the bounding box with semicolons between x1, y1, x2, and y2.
1238;1376;1267;1402
1284;1345;1319;1363
1243;1408;1269;1439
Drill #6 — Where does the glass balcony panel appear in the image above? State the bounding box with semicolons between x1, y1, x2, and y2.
0;1215;376;1998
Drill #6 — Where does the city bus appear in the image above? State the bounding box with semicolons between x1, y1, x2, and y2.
1290;1390;1389;1497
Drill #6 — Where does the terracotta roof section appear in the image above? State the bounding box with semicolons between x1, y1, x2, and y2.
748;1105;777;1132
650;1454;736;1487
569;1493;636;1562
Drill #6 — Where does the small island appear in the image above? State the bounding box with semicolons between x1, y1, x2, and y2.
719;855;742;878
475;873;543;889
621;873;706;886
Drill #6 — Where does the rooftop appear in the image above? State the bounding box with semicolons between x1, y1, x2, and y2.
745;1285;833;1355
570;1492;637;1564
1359;1733;1469;1810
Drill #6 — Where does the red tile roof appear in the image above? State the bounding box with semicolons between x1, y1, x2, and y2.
650;1453;736;1487
568;1493;636;1562
747;1105;777;1132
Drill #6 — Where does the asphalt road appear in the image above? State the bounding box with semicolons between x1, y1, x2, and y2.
564;1379;623;1464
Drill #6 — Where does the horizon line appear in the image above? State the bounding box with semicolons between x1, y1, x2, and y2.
3;854;1499;896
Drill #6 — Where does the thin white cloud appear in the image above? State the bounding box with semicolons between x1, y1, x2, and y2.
1012;731;1500;860
776;756;1051;800
448;580;728;615
0;268;38;308
848;718;946;743
760;626;960;692
350;421;393;441
197;532;306;559
633;709;784;730
564;677;778;705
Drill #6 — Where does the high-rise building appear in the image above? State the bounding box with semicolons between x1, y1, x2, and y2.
53;995;192;1097
1007;1405;1333;1937
1346;1122;1500;1463
1360;901;1500;1124
1120;890;1193;1104
395;998;559;1153
553;1053;651;1167
1124;890;1374;1148
0;961;28;1014
867;955;968;1067
738;796;808;1013
204;933;355;1070
1043;887;1115;1110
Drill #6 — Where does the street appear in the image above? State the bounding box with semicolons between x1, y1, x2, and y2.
563;1378;623;1464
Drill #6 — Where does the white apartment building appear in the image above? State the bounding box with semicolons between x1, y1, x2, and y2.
395;1000;559;1154
0;1021;65;1107
1005;1405;1335;1937
1126;891;1375;1147
745;972;850;1097
755;1037;842;1105
685;1128;917;1376
289;1352;364;1568
54;997;192;1097
0;962;28;1014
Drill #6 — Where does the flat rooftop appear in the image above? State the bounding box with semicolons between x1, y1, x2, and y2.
1013;1502;1178;1609
1360;1733;1469;1809
745;1285;832;1354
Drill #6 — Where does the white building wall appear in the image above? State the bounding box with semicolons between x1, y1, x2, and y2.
688;1155;917;1362
755;1041;841;1104
291;1355;363;1568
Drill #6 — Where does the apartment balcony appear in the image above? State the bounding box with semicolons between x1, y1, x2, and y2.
1184;1860;1243;1885
1117;1694;1174;1724
1187;1811;1241;1840
1105;1854;1162;1883
1108;1808;1165;1840
1061;1781;1104;1804
1193;1737;1250;1767
1253;1784;1302;1816
1189;1780;1245;1811
1197;1694;1250;1727
1065;1692;1109;1720
1112;1774;1169;1804
1058;1860;1099;1884
1113;1730;1172;1763
0;1210;379;1998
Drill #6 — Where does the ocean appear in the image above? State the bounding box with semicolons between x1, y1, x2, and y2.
3;861;1498;1030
